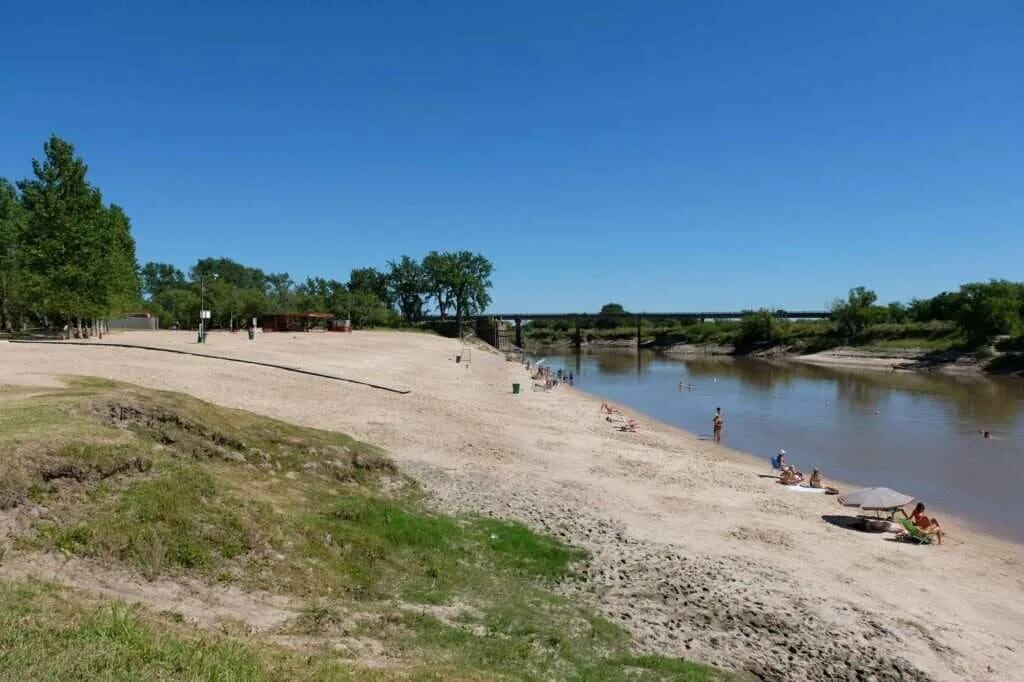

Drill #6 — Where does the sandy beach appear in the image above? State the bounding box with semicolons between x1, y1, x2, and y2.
1;330;1022;680
794;348;984;375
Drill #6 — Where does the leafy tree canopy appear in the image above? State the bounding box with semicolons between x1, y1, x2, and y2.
140;262;186;298
831;286;878;338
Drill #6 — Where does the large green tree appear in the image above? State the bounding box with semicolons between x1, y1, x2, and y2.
596;302;628;329
17;136;139;334
190;257;266;291
0;178;26;330
429;251;493;333
831;286;878;339
422;251;453;320
140;262;186;298
955;280;1023;346
101;205;140;316
265;272;295;311
737;309;778;349
387;255;427;323
149;288;200;328
348;267;391;308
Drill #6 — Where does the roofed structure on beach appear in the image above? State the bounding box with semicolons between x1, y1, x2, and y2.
260;312;334;332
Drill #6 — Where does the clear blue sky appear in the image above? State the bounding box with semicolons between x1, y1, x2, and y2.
2;1;1021;312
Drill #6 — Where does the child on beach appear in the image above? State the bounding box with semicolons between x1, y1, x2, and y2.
712;407;723;442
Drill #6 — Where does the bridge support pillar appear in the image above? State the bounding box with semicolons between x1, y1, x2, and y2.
514;318;522;348
636;314;642;347
574;316;582;348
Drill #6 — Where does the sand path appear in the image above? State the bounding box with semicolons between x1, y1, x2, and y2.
1;331;1021;680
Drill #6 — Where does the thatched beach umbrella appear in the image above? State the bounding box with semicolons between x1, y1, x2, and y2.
839;487;914;517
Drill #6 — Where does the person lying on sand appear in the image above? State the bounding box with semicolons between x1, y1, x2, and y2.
600;402;620;414
616;419;639;432
778;466;804;485
906;502;944;544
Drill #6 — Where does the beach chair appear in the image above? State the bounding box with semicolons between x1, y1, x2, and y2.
897;518;933;545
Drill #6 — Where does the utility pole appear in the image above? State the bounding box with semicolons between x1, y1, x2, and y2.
199;273;218;343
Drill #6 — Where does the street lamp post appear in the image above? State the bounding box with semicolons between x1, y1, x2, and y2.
199;274;218;343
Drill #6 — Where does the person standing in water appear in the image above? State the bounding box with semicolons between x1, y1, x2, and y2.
712;407;723;443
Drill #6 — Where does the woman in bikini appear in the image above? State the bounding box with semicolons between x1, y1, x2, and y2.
906;502;944;544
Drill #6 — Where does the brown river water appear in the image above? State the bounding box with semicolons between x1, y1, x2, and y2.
534;350;1024;542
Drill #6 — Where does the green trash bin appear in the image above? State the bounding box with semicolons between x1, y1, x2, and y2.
248;329;255;341
455;355;461;363
512;383;520;395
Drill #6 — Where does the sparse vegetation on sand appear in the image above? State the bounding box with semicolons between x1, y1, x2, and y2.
0;378;724;680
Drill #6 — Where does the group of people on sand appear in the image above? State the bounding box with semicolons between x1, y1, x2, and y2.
530;365;574;389
772;450;833;492
772;450;944;544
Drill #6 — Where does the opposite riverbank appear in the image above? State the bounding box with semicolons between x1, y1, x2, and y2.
2;331;1022;680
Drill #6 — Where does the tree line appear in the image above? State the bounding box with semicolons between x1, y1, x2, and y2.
829;282;1024;346
527;284;1024;352
141;250;493;332
1;137;494;335
731;282;1024;350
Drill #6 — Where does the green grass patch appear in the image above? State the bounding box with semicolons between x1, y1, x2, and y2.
476;517;585;579
36;463;268;578
0;580;273;680
0;378;725;680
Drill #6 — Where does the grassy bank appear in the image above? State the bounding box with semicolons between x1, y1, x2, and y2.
0;378;725;680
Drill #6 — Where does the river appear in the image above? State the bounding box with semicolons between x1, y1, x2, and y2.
533;350;1024;542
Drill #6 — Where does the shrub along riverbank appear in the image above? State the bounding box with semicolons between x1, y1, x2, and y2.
525;282;1024;370
527;318;966;353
